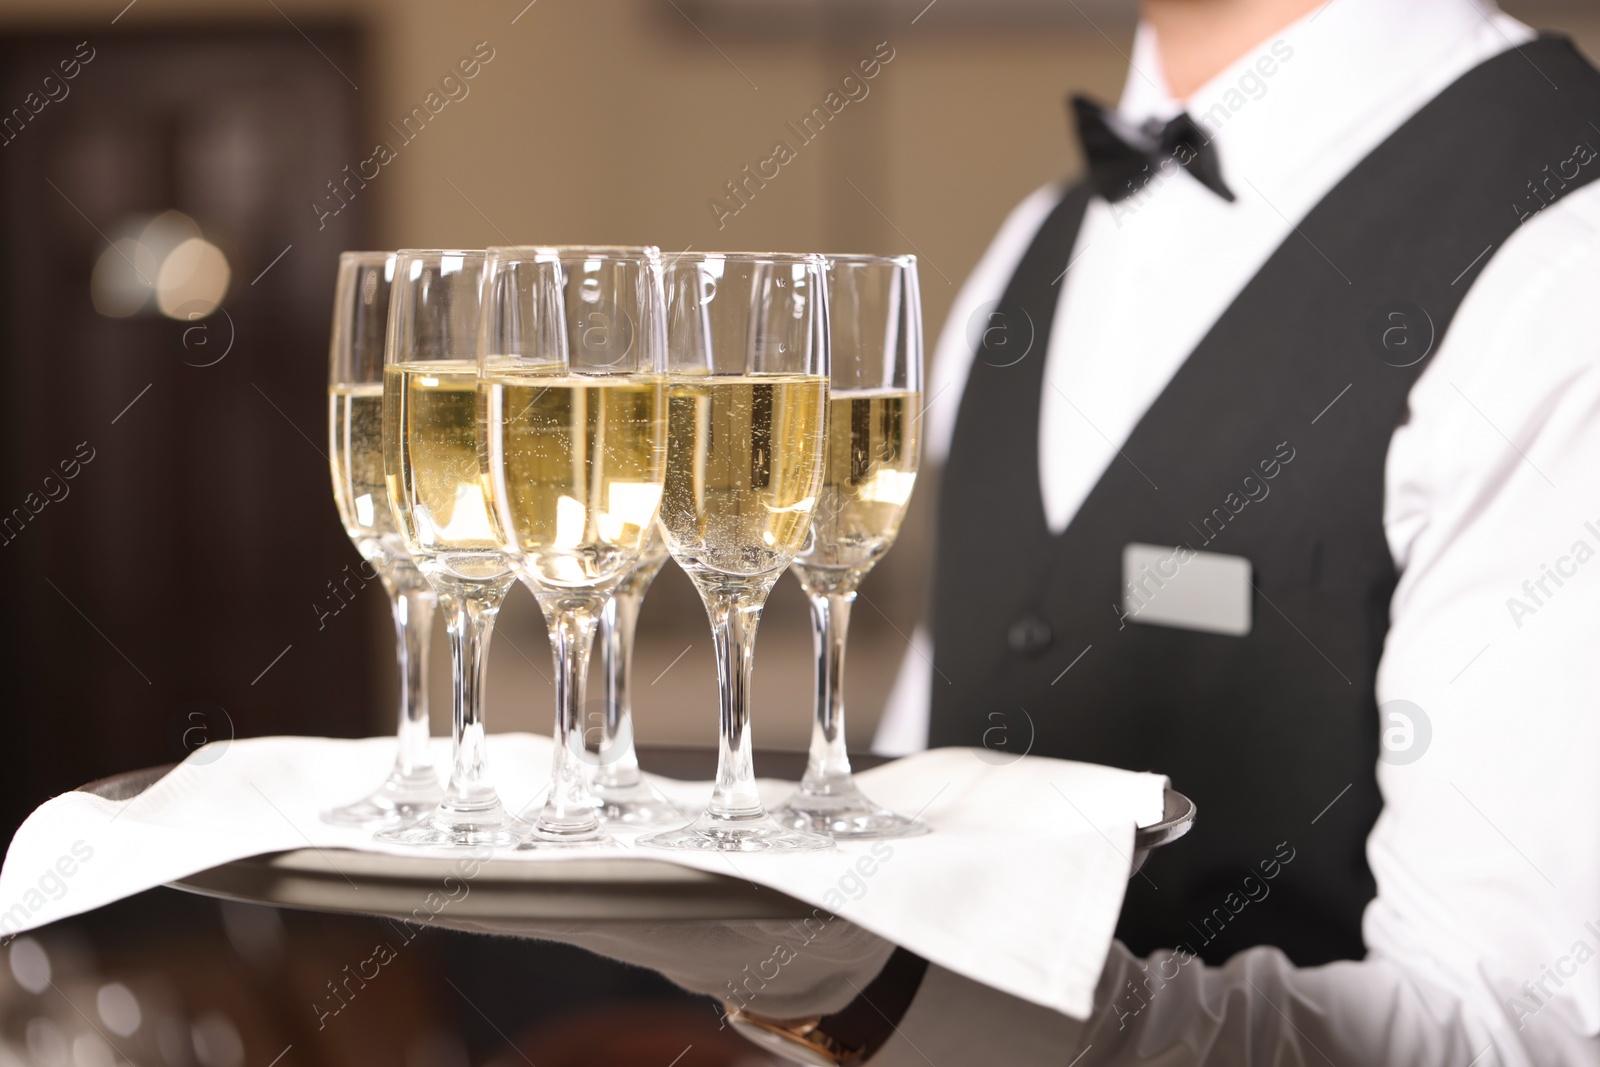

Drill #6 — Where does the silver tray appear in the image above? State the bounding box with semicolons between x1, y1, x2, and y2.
80;747;1194;923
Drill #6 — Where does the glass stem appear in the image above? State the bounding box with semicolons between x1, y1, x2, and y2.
703;578;776;821
803;590;856;792
439;582;508;811
538;595;605;835
386;568;436;778
597;591;645;790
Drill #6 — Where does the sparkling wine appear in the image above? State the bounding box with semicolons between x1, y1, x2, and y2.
384;362;507;580
661;374;828;579
481;373;665;588
329;383;409;565
792;389;920;593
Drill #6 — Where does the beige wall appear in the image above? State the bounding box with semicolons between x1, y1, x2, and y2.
8;0;1598;750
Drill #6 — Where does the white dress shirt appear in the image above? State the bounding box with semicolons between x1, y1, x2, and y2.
871;0;1600;1062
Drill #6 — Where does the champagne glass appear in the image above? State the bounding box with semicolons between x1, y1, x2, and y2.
323;251;441;828
640;253;834;854
775;254;927;838
377;250;521;849
591;523;683;825
478;246;668;845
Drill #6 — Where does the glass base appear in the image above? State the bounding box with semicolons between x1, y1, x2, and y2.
374;798;524;849
320;767;443;830
592;778;686;828
774;780;929;839
521;825;615;848
514;790;619;846
638;810;834;853
520;778;685;829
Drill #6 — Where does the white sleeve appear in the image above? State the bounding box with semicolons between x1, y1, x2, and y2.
873;183;1064;755
1364;176;1600;1043
875;943;1587;1067
872;165;1600;1067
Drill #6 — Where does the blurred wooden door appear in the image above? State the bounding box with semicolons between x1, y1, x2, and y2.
0;27;376;837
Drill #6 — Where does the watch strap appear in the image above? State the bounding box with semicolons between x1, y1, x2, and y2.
815;944;929;1055
725;946;929;1065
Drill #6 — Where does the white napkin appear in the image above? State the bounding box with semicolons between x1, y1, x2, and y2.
0;734;1165;1019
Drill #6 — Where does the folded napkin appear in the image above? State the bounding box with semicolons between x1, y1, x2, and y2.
0;734;1165;1019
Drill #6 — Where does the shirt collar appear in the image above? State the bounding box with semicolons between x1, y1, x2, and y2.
1116;0;1533;202
1119;22;1178;124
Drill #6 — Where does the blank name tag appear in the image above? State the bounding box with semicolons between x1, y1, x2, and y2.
1122;543;1252;636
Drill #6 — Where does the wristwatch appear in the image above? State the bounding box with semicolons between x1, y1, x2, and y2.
723;946;930;1066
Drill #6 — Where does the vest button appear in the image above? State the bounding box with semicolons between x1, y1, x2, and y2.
1007;613;1053;657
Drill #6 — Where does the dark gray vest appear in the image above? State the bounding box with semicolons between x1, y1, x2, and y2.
929;37;1600;965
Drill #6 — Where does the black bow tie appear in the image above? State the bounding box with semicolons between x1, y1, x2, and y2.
1070;95;1236;204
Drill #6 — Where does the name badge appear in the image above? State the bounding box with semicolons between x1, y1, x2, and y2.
1122;543;1252;636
